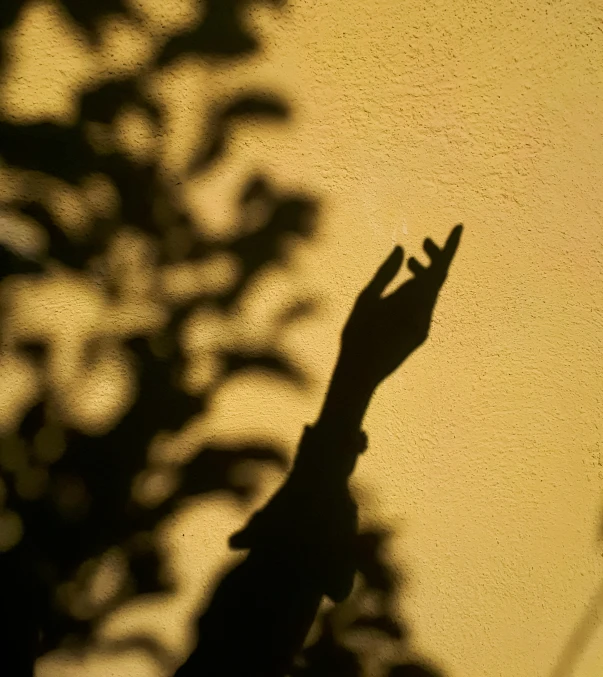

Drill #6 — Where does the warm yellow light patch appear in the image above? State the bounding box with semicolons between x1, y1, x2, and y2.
132;466;178;508
0;166;26;203
55;549;128;621
114;106;158;164
0;209;48;258
60;344;136;435
160;252;240;302
103;228;157;300
2;266;164;433
183;166;251;242
80;173;120;219
0;0;95;123
128;0;202;39
37;650;158;677
88;548;129;609
179;307;231;353
46;178;91;238
148;60;209;174
97;18;152;78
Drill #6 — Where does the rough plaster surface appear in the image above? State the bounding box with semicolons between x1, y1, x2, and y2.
0;1;602;676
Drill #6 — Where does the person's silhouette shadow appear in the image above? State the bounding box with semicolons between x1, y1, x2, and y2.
174;225;462;677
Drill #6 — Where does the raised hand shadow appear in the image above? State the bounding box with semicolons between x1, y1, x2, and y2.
173;225;462;677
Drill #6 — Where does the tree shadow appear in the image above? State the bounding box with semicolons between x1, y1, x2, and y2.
0;0;314;673
176;520;442;677
292;527;444;677
0;2;450;676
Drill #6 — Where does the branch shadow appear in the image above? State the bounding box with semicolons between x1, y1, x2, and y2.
0;2;449;677
0;0;313;673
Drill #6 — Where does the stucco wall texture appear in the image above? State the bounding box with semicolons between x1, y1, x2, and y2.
0;0;602;676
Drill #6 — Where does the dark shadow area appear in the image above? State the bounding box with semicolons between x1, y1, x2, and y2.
0;0;311;673
174;226;462;676
0;1;457;676
157;0;287;64
291;528;443;677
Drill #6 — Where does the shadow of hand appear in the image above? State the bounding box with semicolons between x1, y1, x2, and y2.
339;224;463;391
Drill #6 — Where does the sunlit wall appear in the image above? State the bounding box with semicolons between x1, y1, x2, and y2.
0;1;602;676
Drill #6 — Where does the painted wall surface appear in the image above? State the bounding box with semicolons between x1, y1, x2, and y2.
0;1;602;676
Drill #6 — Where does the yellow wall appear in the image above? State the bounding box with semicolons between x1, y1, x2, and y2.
0;1;602;676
